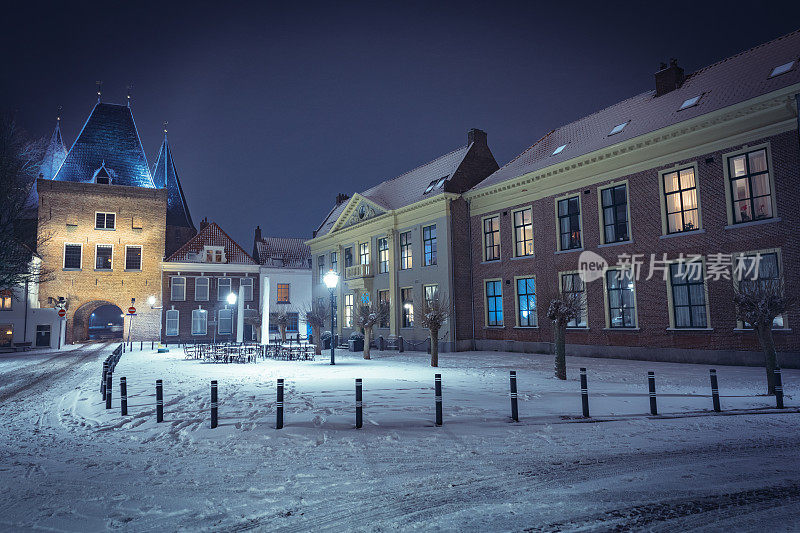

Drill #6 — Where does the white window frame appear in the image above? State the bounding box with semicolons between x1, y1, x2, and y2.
63;243;83;270
555;194;583;252
218;277;232;301
658;162;703;236
511;207;534;257
171;276;186;301
94;211;116;230
665;258;711;330
514;275;538;328
240;277;254;301
124;245;142;271
94;244;114;271
165;309;179;336
195;276;209;301
722;144;778;227
218;309;233;335
559;271;588;328
484;278;504;327
191;308;208;335
597;180;632;245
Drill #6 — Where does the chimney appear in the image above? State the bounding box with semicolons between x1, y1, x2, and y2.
335;193;350;205
655;58;685;97
467;128;487;146
199;217;208;231
254;225;262;242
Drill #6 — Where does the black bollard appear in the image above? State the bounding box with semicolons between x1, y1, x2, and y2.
276;379;284;429
122;342;125;354
774;368;784;409
509;371;519;422
102;361;109;397
648;371;657;416
151;341;154;350
434;374;442;426
120;377;128;416
580;367;590;418
156;379;164;422
211;380;218;429
398;336;404;353
709;369;721;412
355;378;363;429
140;341;143;351
105;371;113;409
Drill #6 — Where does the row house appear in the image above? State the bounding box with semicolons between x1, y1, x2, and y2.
307;129;499;352
161;220;260;343
464;31;800;366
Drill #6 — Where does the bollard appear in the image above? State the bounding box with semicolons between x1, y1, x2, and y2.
378;336;385;351
140;341;143;351
122;342;125;354
102;361;109;397
648;371;657;416
151;341;154;350
509;371;519;422
156;379;164;422
120;377;128;416
211;380;218;429
774;368;784;409
105;371;113;409
709;369;721;412
580;367;590;418
434;374;442;426
355;378;363;429
276;379;284;429
398;336;404;353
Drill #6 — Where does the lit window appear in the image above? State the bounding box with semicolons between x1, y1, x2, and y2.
277;283;290;304
557;196;582;250
516;277;536;327
424;284;439;306
359;242;370;266
483;215;500;261
218;277;232;301
769;61;794;78
423;225;437;266
513;208;533;257
485;280;503;326
552;144;567;155
195;277;209;301
400;232;412;270
95;212;115;230
344;293;354;328
728;148;773;224
378;238;389;273
171;277;186;301
287;312;299;332
401;288;414;327
95;245;113;270
679;95;701;110
191;309;207;335
165;310;179;336
0;289;12;310
609;121;628;135
663;167;700;233
125;246;142;270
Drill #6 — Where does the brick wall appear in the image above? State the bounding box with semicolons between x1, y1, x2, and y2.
37;180;167;343
468;130;800;364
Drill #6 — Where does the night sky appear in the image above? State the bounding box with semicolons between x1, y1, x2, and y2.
4;1;799;248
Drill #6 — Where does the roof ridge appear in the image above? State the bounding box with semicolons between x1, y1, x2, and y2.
166;221;256;264
688;28;800;77
363;143;470;193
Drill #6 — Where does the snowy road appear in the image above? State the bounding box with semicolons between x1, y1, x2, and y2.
0;346;798;531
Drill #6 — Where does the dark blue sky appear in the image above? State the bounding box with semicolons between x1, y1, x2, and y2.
4;1;799;248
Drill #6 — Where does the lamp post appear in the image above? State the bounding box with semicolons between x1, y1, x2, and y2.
227;292;237;343
323;270;339;365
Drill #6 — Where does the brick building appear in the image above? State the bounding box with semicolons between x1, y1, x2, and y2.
36;100;196;343
307;129;498;352
161;220;260;343
464;31;800;366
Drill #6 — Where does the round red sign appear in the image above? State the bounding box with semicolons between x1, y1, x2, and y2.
57;308;66;318
128;306;136;315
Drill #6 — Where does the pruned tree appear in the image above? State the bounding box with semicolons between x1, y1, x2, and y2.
354;299;389;359
734;279;796;395
0;111;49;292
269;306;292;343
243;312;262;343
302;299;329;355
547;291;584;380
419;296;450;367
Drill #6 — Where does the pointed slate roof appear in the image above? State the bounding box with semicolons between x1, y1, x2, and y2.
166;221;257;264
39;118;67;180
54;103;156;188
152;133;195;230
476;29;800;190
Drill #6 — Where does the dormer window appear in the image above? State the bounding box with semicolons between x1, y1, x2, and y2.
93;166;112;184
204;246;226;263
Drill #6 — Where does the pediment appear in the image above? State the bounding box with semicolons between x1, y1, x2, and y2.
330;194;386;233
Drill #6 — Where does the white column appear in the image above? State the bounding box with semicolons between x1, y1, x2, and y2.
261;275;270;345
236;284;245;343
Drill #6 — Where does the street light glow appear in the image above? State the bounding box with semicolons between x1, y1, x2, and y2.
323;270;340;289
148;295;156;306
227;292;237;305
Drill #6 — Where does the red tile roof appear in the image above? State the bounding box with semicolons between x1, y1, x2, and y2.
476;29;800;190
166;222;257;264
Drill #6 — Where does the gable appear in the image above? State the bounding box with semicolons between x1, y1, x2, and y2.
329;194;387;233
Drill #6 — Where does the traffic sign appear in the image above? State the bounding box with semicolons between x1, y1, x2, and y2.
58;308;66;318
128;306;136;315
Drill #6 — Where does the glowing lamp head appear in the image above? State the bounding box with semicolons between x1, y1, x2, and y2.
323;270;340;289
147;295;156;306
226;292;237;305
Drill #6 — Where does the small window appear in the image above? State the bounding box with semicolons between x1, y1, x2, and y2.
204;246;226;263
378;290;390;328
669;262;707;328
679;95;702;110
359;242;370;266
483;215;500;261
218;277;232;301
125;246;142;270
195;277;209;301
606;269;637;328
378;238;389;273
423;225;437;266
95;245;113;270
330;251;338;273
171;277;186;301
218;309;232;335
277;283;290;304
608;121;628;135
424;284;439;306
516;277;537;327
344;293;354;328
663;167;700;233
601;184;630;243
286;312;299;333
318;255;325;280
241;277;254;301
344;247;353;268
95;212;115;230
769;61;794;78
0;289;12;310
401;288;414;328
165;310;179;336
485;280;503;327
64;244;82;270
191;309;207;335
400;232;412;270
557;196;582;250
552;144;567;155
513;208;533;257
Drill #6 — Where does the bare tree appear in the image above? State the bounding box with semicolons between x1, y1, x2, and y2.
734;279;795;395
419;296;450;367
0;111;49;292
243;312;262;343
354;299;389;359
302;299;329;355
547;291;583;380
270;306;292;343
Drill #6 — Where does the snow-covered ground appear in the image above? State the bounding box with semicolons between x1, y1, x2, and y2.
0;344;798;531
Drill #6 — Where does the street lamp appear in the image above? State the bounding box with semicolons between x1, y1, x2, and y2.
227;292;237;342
323;270;339;365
